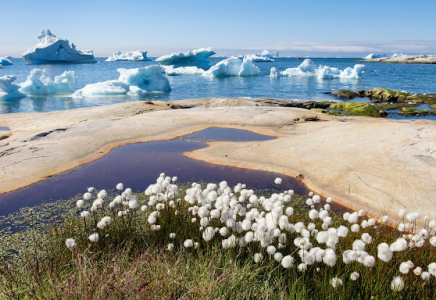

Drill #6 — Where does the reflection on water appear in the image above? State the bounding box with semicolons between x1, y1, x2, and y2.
0;128;309;216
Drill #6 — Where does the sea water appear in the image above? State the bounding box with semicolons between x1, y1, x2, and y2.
1;57;436;114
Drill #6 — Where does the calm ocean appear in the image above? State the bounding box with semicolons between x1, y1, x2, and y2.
1;57;435;114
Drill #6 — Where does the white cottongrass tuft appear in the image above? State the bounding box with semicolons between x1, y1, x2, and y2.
274;177;282;185
350;272;360;281
88;233;99;243
65;238;76;250
274;252;283;262
167;243;174;251
183;239;194;248
254;253;263;263
83;192;92;200
76;200;84;208
391;276;404;292
116;183;123;190
281;255;294;268
377;243;393;262
169;233;176;239
330;277;343;288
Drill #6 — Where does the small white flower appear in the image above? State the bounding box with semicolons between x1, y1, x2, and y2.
167;243;174;251
169;233;176;239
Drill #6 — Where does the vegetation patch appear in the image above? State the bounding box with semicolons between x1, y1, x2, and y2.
1;175;436;299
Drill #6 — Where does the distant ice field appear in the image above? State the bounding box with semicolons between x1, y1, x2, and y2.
1;57;436;114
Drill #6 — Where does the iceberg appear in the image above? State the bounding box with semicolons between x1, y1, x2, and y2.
203;57;260;77
73;80;130;97
73;65;170;97
244;54;274;62
156;48;215;69
0;76;26;100
23;29;96;64
259;50;279;58
0;56;13;66
106;50;151;62
392;53;405;58
363;53;386;60
162;65;205;76
271;59;366;79
19;69;76;96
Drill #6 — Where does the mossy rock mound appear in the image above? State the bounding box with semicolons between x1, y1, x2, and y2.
365;88;411;103
331;90;358;100
397;107;435;116
329;102;384;117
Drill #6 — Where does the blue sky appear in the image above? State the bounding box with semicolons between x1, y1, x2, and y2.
1;0;436;57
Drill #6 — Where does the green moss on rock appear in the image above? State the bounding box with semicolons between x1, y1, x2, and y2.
329;102;384;117
397;107;435;116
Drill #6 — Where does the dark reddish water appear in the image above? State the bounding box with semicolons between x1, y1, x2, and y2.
0;128;309;216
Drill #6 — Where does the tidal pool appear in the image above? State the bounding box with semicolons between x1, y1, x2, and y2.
0;127;309;216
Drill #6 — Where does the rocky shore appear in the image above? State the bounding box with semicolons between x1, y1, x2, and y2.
1;98;435;225
357;54;436;64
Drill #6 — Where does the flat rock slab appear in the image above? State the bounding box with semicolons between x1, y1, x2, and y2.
1;98;435;224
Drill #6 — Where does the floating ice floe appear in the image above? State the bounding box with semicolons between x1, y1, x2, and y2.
156;48;215;69
0;76;25;100
258;50;279;59
244;54;274;62
73;65;170;97
203;57;260;77
363;53;386;60
0;76;26;100
106;50;151;62
0;56;13;66
270;59;366;79
23;29;96;64
19;69;76;96
162;66;205;76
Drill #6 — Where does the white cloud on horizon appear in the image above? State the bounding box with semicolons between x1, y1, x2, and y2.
266;40;436;54
2;40;436;58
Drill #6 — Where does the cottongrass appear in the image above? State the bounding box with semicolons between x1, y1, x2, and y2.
1;174;436;299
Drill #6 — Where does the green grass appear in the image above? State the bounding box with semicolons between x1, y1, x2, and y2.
1;181;436;299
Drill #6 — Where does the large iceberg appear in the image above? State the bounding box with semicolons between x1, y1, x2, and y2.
271;59;365;79
259;50;279;58
203;57;260;77
19;69;76;96
0;56;13;66
156;48;215;69
73;65;170;97
23;29;96;64
106;50;151;62
0;76;25;100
